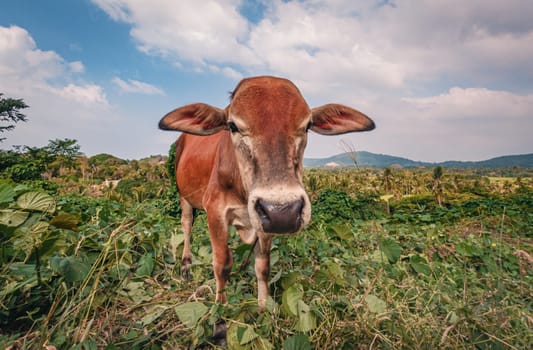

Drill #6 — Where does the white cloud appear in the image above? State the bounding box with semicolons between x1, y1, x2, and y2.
0;25;108;106
303;86;533;162
112;77;165;95
58;84;109;105
0;25;112;154
0;25;64;86
91;0;256;67
361;88;533;162
403;87;533;120
69;61;85;73
9;1;522;161
91;0;533;92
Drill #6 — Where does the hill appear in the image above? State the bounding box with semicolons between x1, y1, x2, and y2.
303;152;533;168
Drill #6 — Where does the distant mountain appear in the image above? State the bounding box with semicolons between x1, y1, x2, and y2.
303;152;533;168
438;154;533;168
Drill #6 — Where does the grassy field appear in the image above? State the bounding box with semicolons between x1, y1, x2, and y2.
1;166;532;349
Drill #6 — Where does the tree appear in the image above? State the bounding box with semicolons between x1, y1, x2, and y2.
45;139;83;177
0;93;28;142
0;146;47;181
1;139;83;181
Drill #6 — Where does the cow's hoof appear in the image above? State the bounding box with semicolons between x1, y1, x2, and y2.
213;320;227;347
181;266;192;280
181;258;192;280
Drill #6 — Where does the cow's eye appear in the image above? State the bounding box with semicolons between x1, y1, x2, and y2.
305;121;312;132
228;121;239;133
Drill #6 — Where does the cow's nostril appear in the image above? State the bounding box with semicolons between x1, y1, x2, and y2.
254;198;304;233
255;200;269;223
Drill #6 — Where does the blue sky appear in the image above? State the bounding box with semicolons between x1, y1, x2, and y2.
1;0;532;162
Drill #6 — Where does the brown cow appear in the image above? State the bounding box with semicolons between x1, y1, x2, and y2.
159;75;374;322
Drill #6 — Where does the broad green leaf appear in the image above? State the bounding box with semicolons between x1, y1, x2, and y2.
174;302;208;328
295;300;317;332
50;212;80;231
13;184;31;193
256;337;274;350
109;263;129;281
8;262;37;277
330;223;353;240
29;221;49;235
0;183;16;204
50;256;62;271
39;232;67;258
282;283;303;317
410;255;431;276
141;305;167;326
169;231;184;262
264;296;278;313
77;339;97;350
0;209;29;227
270;270;282;286
122;281;152;303
456;242;483;257
54;256;90;282
0;275;38;296
270;249;280;266
17;191;56;213
239;326;259;345
281;271;300;290
284;334;312;350
135;252;154;277
325;261;346;286
227;323;247;350
198;245;211;262
61;257;90;282
366;294;386;314
380;238;402;263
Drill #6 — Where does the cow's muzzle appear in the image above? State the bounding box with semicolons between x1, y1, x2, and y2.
254;197;304;234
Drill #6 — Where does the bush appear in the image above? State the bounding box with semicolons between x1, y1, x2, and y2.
312;189;357;223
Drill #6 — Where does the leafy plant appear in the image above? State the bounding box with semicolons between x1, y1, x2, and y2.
1;165;532;349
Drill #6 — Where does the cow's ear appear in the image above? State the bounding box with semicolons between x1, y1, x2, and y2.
311;104;375;135
159;103;227;135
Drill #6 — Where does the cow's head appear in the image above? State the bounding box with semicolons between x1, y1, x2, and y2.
159;76;375;235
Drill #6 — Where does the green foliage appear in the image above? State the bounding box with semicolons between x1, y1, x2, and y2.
88;153;127;167
5;160;46;182
312;189;357;223
0;139;83;181
0;167;531;349
174;302;209;328
0;149;47;181
165;140;177;189
115;178;144;196
312;188;382;223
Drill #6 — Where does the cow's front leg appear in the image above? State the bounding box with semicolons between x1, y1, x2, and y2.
254;235;273;309
207;215;232;345
207;216;233;304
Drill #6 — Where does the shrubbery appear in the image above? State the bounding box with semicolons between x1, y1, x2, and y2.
0;166;531;349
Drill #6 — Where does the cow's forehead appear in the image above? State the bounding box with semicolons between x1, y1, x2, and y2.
229;76;310;125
